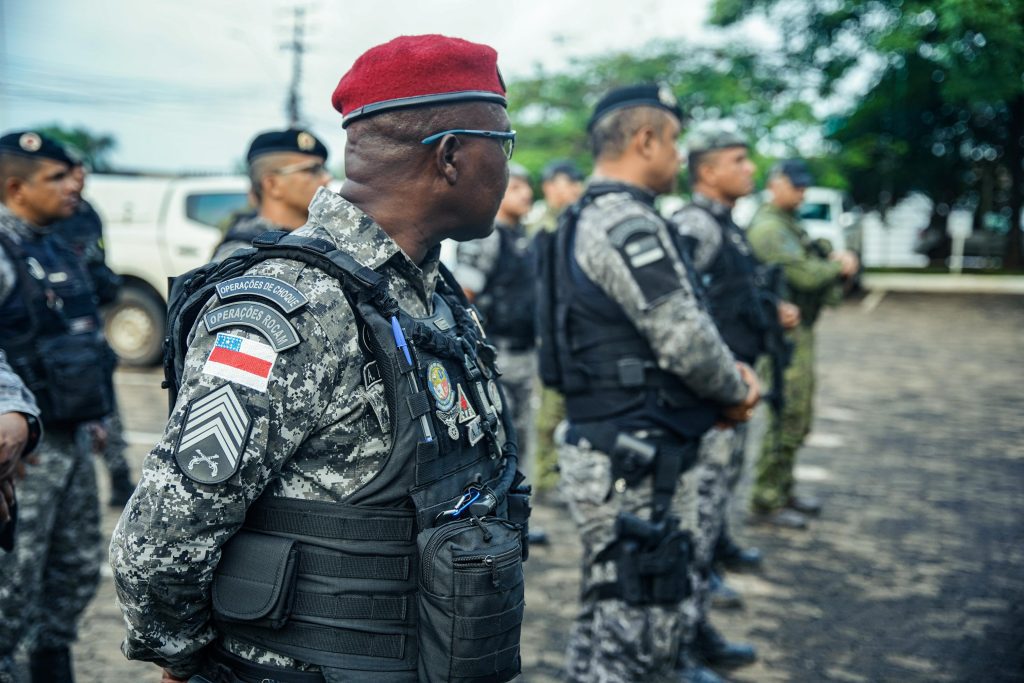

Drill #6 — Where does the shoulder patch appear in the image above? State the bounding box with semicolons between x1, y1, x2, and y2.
203;302;300;351
203;333;278;392
608;217;683;308
215;275;308;314
174;384;251;485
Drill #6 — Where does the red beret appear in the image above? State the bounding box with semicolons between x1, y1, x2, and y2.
332;34;507;128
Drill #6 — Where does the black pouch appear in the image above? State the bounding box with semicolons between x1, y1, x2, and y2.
506;480;532;561
36;335;114;424
418;517;525;683
212;530;298;630
607;515;692;607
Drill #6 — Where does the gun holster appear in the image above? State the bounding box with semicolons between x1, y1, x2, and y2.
592;512;692;607
610;433;658;489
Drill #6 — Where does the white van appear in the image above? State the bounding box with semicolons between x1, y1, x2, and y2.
86;175;251;365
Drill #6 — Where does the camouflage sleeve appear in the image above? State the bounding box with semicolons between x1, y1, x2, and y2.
747;216;842;292
0;244;14;305
109;267;347;676
0;350;38;418
669;207;722;272
575;200;747;406
451;229;501;295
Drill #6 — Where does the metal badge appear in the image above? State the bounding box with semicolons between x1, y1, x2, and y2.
456;384;477;424
174;384;251;485
297;131;316;151
435;407;460;441
18;132;41;152
215;276;308;314
487;379;503;414
426;361;455;411
203;302;300;352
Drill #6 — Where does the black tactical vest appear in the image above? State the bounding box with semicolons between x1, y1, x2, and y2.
671;200;770;364
0;229;114;428
164;232;530;682
535;183;717;441
472;224;535;348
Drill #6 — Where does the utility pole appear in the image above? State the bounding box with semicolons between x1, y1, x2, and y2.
281;5;306;127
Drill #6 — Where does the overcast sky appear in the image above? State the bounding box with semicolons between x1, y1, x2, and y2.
1;0;776;173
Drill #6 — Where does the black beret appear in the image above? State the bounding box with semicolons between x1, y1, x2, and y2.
246;128;328;164
587;84;684;132
772;158;814;188
542;159;584;182
0;131;74;165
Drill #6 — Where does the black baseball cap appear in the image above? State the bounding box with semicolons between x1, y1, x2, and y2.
772;159;814;188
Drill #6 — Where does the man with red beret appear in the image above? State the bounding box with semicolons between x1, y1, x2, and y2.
112;35;528;683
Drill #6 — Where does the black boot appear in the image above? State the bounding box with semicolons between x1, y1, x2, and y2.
108;470;136;508
694;622;757;668
714;531;762;572
30;646;74;683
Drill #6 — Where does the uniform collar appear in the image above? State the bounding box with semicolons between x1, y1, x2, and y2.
585;177;658;207
0;204;44;242
305;187;440;300
691;191;733;219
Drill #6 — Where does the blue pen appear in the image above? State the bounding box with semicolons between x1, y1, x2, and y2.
391;316;433;443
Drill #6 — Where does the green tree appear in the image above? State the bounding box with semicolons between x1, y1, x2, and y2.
508;40;818;190
34;124;117;171
712;0;1024;266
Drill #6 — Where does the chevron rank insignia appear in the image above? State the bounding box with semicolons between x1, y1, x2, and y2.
174;384;252;485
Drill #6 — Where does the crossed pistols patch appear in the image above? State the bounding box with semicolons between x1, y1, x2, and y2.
174;384;252;485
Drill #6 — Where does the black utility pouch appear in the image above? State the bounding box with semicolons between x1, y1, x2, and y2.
212;531;298;630
418;517;525;683
506;483;532;561
37;335;114;424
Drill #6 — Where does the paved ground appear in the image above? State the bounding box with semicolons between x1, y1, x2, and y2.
31;293;1024;681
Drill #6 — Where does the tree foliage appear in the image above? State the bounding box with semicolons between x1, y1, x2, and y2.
508;40;818;189
712;0;1024;265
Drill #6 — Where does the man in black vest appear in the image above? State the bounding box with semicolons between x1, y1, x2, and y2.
211;129;331;262
453;162;537;476
0;131;112;683
669;124;801;672
111;35;528;683
538;85;760;683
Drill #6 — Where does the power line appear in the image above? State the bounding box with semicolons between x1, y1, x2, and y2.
281;4;308;127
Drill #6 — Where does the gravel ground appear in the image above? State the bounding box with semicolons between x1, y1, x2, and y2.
23;292;1022;682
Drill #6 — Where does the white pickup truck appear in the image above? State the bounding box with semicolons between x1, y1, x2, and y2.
86;175;251;365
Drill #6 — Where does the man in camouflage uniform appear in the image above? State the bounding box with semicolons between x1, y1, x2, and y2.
111;35;525;682
539;85;760;683
211;129;331;262
51;156;135;507
747;159;858;527
0;131;110;683
525;160;585;493
670;124;805;671
453;163;537;476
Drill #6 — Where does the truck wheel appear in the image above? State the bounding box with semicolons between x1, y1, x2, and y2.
104;286;166;366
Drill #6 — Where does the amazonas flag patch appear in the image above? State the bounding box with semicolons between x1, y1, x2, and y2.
203;333;277;392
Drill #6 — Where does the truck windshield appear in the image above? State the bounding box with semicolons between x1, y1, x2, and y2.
798;203;831;222
186;192;252;229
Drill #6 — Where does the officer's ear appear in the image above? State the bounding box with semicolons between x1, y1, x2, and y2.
2;177;24;203
434;134;461;186
634;125;659;161
261;172;282;200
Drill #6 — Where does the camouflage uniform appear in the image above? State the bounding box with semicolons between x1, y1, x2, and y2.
0;208;102;674
746;203;842;512
211;212;279;263
51;199;133;491
0;350;39;420
557;185;746;682
110;188;475;677
452;223;537;478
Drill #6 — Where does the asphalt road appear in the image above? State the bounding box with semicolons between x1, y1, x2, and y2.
42;292;1024;682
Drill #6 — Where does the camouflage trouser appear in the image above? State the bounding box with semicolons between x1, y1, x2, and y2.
558;426;696;683
752;324;816;512
0;430;101;657
495;345;537;481
532;387;565;493
679;428;733;647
